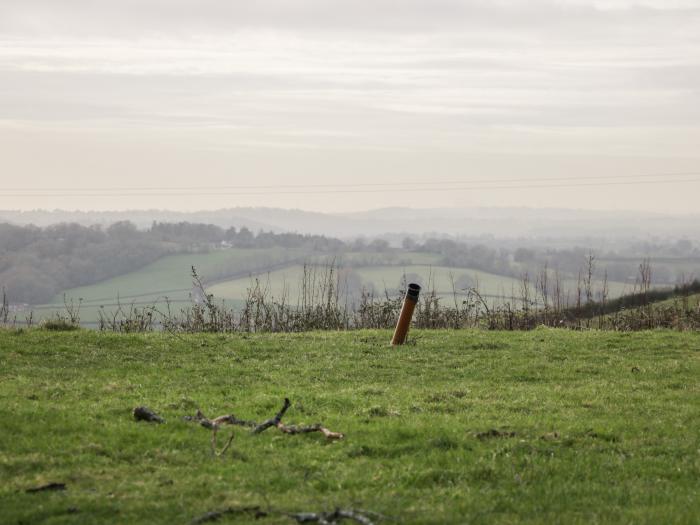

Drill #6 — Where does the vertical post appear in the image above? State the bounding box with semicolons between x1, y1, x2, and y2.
391;283;421;345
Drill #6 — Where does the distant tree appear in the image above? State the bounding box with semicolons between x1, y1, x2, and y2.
673;239;693;256
351;238;367;251
514;248;535;263
402;237;417;250
107;221;139;241
368;239;390;252
235;227;254;247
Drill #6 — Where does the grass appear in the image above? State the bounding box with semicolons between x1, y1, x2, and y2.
205;263;532;302
20;249;636;328
25;248;304;326
1;329;698;524
50;248;301;305
655;293;700;309
208;264;631;306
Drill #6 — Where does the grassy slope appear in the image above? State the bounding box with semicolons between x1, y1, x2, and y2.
1;329;698;524
47;251;442;308
49;248;301;305
592;294;700;326
31;249;634;326
655;293;700;309
208;264;631;304
30;248;303;325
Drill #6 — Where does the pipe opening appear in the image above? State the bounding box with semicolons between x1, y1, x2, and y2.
407;283;421;300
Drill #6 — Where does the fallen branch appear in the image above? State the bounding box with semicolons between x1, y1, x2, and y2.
185;398;344;456
277;423;345;440
256;398;344;439
475;429;516;440
290;508;377;525
184;409;254;456
253;397;292;434
133;406;164;423
185;409;257;429
191;507;378;525
190;506;268;524
26;482;66;493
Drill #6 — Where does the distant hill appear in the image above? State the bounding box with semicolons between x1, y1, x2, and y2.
2;206;699;241
0;209;277;232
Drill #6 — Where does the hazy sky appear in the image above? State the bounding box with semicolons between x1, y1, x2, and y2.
1;0;699;213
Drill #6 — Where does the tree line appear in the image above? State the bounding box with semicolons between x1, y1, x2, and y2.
1;219;696;305
0;221;344;304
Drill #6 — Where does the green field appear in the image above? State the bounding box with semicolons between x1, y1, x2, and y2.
207;264;532;303
29;248;306;326
1;329;698;524
25;248;638;327
51;248;303;305
654;293;700;309
208;264;632;305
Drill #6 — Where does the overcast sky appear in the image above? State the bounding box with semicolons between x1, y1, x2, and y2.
1;0;699;213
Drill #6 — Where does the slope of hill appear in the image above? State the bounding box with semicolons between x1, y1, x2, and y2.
4;206;700;240
30;247;305;326
1;329;698;524
26;245;634;328
207;263;631;306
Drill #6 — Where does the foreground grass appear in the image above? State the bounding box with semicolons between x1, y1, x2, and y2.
0;329;698;524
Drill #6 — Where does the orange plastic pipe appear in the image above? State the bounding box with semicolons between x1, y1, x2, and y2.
391;283;421;345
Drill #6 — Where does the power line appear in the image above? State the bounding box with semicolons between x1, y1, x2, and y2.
2;176;699;198
3;171;700;193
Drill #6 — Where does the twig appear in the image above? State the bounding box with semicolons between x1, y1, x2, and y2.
185;409;257;430
191;507;379;525
26;482;66;493
185;398;344;455
253;397;292;434
277;423;344;440
291;509;377;525
184;409;252;456
190;506;267;524
210;428;235;457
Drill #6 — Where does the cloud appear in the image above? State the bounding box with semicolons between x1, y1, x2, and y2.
0;0;699;215
2;0;699;38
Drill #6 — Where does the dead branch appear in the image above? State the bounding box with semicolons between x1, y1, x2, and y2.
26;482;66;493
253;397;292;434
184;409;256;430
291;508;377;525
475;429;516;440
254;398;344;439
184;409;252;456
210;428;235;457
277;423;344;440
190;506;268;524
133;406;164;423
191;507;379;525
185;398;344;455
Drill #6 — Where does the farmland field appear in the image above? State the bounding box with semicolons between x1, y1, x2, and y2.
50;247;304;305
208;264;632;305
29;248;307;326
1;329;698;524
25;247;636;327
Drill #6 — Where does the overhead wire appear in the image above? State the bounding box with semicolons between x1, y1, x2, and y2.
2;175;700;197
4;170;700;193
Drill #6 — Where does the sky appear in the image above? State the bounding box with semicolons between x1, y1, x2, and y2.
1;0;699;214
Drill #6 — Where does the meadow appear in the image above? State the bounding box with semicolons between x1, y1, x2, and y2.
29;248;306;326
1;328;698;524
209;264;631;304
26;248;633;328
